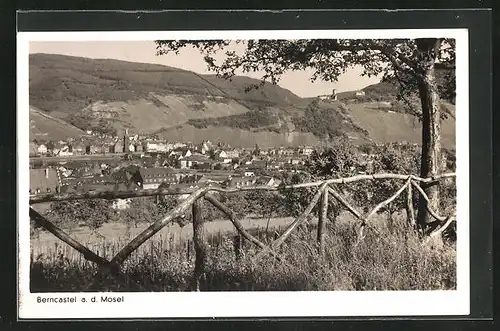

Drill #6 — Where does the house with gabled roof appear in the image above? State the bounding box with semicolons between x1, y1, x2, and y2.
37;144;48;155
133;167;178;190
72;142;86;155
255;176;281;187
228;176;257;188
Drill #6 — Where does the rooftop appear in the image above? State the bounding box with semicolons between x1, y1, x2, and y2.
139;167;176;179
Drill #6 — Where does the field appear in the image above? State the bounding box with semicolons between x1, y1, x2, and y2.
347;102;456;149
30;106;88;142
30;212;456;292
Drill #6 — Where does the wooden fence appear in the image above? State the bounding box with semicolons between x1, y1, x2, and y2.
29;172;456;291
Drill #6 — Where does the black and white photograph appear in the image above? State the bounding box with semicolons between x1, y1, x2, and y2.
17;28;470;319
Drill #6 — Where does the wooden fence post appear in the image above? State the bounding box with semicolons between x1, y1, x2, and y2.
317;188;328;254
233;235;243;261
192;198;208;291
406;183;416;227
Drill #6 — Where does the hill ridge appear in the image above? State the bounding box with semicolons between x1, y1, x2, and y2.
29;53;455;148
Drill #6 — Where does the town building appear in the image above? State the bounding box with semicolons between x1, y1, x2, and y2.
58;145;73;156
37;144;48;155
255;176;281;187
178;153;211;169
299;146;314;156
242;170;255;177
123;129;130;153
223;149;240;159
86;144;102;154
277;147;296;156
317;88;338;101
72;142;86;155
112;140;124;154
112;199;131;210
228;176;257;188
145;140;170;153
29;168;61;194
178;159;193;169
134;167;177;190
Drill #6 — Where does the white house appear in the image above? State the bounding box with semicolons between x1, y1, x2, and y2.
317;88;338;101
199;141;211;154
172;142;187;149
112;199;131;210
184;150;192;158
58;145;73;156
146;141;169;152
37;144;47;155
218;150;228;159
355;90;366;96
179;159;193;169
300;146;314;156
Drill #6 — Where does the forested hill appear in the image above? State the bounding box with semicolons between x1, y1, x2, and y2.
29;53;455;148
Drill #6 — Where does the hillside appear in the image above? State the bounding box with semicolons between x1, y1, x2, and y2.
29;53;304;113
346;102;455;147
29;53;455;148
29;106;88;141
337;79;456;119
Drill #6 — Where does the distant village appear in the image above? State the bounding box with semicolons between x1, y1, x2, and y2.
29;129;339;198
29;87;387;199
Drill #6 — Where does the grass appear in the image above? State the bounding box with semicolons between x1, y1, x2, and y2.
30;215;456;292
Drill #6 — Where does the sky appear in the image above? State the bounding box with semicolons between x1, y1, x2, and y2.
29;41;382;97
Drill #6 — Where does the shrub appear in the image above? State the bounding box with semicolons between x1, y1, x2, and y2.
46;199;115;230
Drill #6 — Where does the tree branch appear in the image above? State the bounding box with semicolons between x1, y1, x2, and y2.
29;208;109;266
253;183;327;262
204;194;277;257
411;181;448;222
366;178;412;220
110;188;208;264
423;216;456;244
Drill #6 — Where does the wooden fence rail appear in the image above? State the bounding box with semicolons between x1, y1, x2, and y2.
29;172;456;291
29;172;456;204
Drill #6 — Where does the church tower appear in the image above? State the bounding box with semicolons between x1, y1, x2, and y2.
123;129;129;153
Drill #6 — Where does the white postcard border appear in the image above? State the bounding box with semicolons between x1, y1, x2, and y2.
17;28;470;319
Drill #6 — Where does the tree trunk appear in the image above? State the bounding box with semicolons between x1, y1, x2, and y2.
192;199;208;291
415;38;442;229
317;189;328;254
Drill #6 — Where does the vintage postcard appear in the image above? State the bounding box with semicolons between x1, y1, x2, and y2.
18;28;469;319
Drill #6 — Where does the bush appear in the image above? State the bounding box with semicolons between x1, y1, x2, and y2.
46;199;115;230
187;109;277;130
